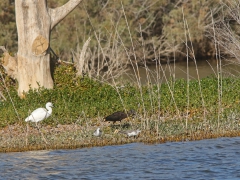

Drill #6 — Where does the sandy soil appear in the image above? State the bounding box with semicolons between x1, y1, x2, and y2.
1;122;240;153
0;123;147;152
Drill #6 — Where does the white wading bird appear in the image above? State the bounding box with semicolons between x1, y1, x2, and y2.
93;127;102;137
25;102;53;144
120;129;141;138
25;102;53;124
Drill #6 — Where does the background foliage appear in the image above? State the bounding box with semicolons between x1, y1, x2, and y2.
0;0;233;63
1;63;240;128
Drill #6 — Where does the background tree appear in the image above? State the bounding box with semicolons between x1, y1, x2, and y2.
0;0;83;97
0;1;17;52
1;0;235;92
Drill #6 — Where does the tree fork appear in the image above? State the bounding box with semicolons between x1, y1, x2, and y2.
0;0;83;97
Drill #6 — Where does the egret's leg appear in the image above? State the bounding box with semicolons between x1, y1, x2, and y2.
36;122;49;144
25;123;29;146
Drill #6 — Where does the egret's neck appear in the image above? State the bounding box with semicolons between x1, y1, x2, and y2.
46;106;52;115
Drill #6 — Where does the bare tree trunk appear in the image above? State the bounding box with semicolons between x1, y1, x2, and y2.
15;1;52;96
1;0;82;97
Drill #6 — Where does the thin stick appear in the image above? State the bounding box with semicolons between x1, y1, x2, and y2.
211;10;222;130
182;8;207;123
25;123;29;146
182;7;190;130
0;90;6;101
36;123;49;145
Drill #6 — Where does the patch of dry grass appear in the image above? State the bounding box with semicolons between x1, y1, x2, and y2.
1;110;240;153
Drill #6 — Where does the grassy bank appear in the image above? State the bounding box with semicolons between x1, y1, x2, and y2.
1;63;240;152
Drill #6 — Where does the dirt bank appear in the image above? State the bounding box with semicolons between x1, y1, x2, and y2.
1;123;240;153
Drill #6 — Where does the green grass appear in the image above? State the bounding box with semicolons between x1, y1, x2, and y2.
1;63;240;128
1;63;240;152
0;62;240;152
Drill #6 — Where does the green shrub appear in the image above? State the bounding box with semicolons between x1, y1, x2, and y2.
1;62;240;129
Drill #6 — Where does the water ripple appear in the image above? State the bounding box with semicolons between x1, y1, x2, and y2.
1;137;240;179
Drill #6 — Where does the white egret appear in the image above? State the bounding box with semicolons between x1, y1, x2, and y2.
25;102;53;144
25;102;53;123
93;127;102;137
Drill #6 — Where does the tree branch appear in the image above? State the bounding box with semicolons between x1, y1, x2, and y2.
48;0;83;29
0;91;6;101
0;46;18;79
0;46;7;53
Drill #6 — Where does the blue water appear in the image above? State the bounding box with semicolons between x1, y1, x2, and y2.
1;137;240;179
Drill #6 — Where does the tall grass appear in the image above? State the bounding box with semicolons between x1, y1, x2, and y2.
207;0;240;130
2;1;240;152
68;0;240;136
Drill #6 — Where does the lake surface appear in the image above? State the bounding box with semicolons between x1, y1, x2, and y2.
125;59;240;85
1;137;240;179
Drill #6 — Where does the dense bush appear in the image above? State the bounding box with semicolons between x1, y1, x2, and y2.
1;63;240;128
0;1;17;53
0;0;235;63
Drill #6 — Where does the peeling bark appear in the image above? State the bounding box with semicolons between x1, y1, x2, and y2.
0;46;18;79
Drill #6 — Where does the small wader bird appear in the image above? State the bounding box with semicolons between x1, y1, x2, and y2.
25;102;53;144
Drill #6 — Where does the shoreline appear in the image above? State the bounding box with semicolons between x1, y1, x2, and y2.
1;123;240;153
